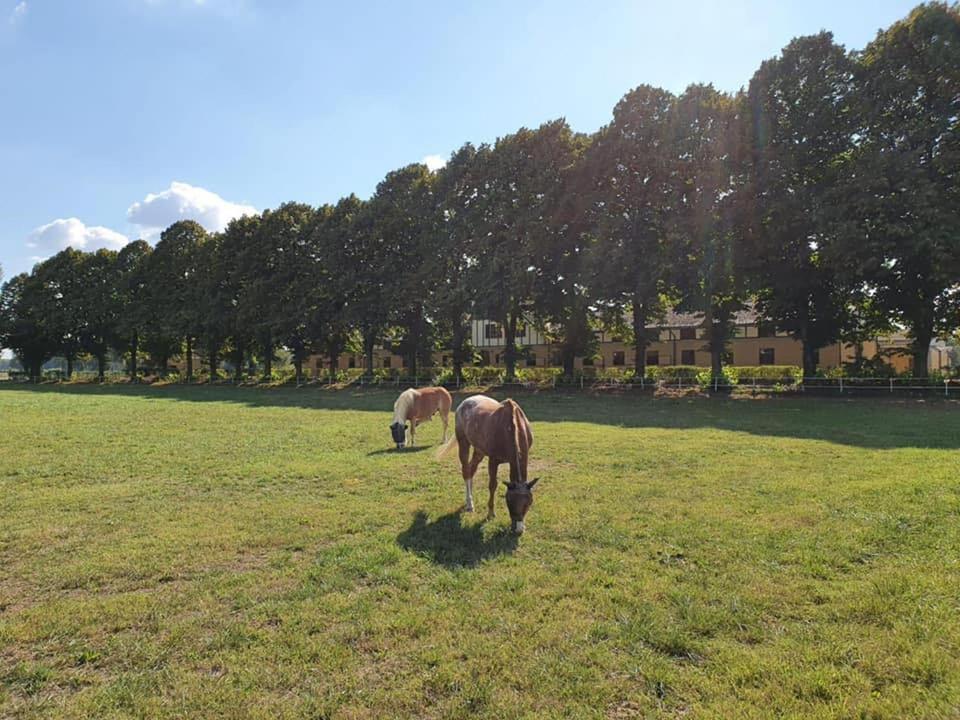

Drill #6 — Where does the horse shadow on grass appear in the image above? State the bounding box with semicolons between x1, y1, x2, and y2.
366;446;432;456
396;510;519;568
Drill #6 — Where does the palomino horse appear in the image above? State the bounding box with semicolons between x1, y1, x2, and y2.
390;387;452;450
437;395;539;534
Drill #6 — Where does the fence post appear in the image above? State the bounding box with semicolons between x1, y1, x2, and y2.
679;376;682;391
580;375;584;390
839;377;844;394
890;378;893;394
713;377;718;392
946;380;950;399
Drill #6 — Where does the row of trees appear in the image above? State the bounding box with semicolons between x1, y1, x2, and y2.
2;4;958;380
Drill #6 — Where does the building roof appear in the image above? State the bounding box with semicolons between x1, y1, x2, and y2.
643;306;759;329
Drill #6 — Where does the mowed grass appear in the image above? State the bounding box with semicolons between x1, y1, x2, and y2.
1;385;959;719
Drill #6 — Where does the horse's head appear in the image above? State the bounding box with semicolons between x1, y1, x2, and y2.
503;478;539;534
390;421;407;449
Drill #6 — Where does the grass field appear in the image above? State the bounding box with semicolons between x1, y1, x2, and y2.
1;385;959;719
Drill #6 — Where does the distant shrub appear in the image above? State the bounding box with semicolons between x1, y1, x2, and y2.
734;365;801;384
516;367;563;385
461;366;506;386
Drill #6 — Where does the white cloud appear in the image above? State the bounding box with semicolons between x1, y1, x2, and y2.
422;154;447;172
25;218;129;258
9;1;27;25
126;181;258;236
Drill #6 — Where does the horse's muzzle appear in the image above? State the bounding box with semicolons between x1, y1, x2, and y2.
396;443;405;450
512;520;525;535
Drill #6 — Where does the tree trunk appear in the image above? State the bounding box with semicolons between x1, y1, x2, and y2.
802;343;818;379
328;354;338;379
364;331;375;376
799;306;815;378
129;332;139;382
263;341;273;380
562;346;576;379
504;310;518;381
233;342;244;384
706;305;725;379
66;353;74;380
209;345;219;383
632;298;648;378
294;356;303;384
452;318;466;384
185;336;194;382
911;322;933;379
97;351;106;382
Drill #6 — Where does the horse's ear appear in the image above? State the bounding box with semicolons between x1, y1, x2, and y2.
527;477;540;489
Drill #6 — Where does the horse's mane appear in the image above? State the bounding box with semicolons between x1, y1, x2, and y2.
504;398;528;482
393;388;417;424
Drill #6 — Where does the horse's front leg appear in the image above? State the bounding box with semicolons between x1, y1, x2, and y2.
408;419;416;447
487;461;499;519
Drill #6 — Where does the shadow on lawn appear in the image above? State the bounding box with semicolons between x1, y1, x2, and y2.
396;510;519;568
367;446;432;456
2;382;958;450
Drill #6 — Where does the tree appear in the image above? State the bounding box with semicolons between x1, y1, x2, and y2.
746;33;860;377
311;195;364;378
671;84;750;380
431;144;486;383
32;249;87;378
0;273;59;380
584;85;678;375
528;125;594;378
76;249;121;381
258;202;319;382
146;220;208;379
220;214;262;382
347;186;404;376
472;121;574;380
370;164;436;377
115;240;153;380
841;3;960;377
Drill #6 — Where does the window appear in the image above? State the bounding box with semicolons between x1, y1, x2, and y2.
484;323;502;340
758;322;776;338
526;354;537;368
582;356;594;367
759;348;775;365
479;351;491;366
348;357;356;369
680;327;696;341
681;349;696;365
383;357;391;368
612;351;625;367
646;351;659;367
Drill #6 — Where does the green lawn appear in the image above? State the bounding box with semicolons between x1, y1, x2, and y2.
1;385;958;719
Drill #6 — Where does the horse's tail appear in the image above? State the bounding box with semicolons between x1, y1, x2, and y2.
435;434;457;461
505;398;528;480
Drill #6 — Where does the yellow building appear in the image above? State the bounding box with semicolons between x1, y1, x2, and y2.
309;308;951;377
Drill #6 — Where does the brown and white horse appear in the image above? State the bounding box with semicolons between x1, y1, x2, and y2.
438;395;539;534
390;387;452;450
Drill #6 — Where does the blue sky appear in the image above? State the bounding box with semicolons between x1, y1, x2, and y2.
0;0;919;279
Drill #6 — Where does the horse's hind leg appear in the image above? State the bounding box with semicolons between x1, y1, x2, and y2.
440;408;449;443
459;438;483;512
